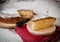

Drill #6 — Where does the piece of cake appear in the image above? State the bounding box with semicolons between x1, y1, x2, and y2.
30;17;56;31
18;10;34;19
27;15;56;35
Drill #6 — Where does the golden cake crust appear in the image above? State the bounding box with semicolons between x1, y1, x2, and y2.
32;17;56;22
0;17;22;24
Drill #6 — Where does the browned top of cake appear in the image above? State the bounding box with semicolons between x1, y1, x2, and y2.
32;17;56;22
0;17;22;24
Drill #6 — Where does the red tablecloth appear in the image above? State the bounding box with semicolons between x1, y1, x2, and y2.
15;24;60;42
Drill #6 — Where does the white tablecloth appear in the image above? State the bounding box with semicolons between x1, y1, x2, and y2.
0;28;23;42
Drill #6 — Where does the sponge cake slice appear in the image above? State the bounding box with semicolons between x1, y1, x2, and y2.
18;10;34;19
31;17;56;31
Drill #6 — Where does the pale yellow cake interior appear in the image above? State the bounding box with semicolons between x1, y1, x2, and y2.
31;17;56;31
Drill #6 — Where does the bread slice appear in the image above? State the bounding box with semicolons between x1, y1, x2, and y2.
18;10;34;19
31;17;56;31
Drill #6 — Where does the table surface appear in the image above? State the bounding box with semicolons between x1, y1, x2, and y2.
0;27;60;42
